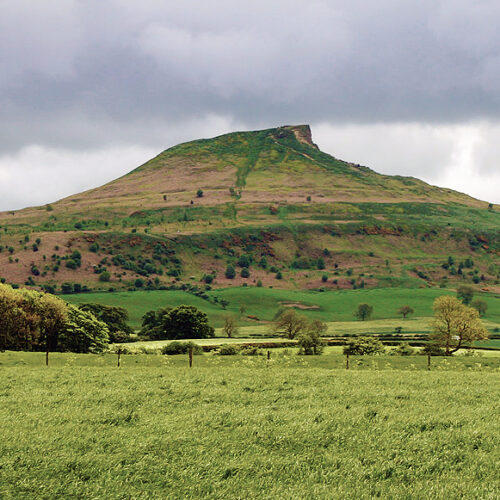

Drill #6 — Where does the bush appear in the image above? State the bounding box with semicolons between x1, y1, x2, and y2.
241;267;250;278
203;274;214;284
297;332;324;355
421;343;445;356
161;341;202;355
225;265;236;279
237;255;251;268
240;346;263;356
99;271;111;282
217;344;240;355
390;344;415;356
343;337;384;355
321;274;328;283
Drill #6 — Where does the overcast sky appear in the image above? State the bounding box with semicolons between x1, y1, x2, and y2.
1;0;500;210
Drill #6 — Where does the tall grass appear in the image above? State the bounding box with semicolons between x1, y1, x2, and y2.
0;351;499;498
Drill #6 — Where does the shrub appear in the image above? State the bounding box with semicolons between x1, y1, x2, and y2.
161;341;202;355
217;344;239;355
99;271;111;282
65;259;78;270
196;188;204;198
275;271;283;280
421;343;445;356
390;344;415;356
256;279;263;287
237;255;250;268
240;346;263;356
225;265;236;279
343;337;384;355
241;267;250;278
203;274;214;284
321;274;328;283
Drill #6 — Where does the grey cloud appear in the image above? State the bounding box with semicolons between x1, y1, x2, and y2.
1;1;500;207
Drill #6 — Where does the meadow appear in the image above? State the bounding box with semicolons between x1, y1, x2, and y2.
63;286;500;330
1;350;499;499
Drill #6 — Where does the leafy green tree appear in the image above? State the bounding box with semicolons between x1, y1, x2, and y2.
432;296;488;355
196;188;204;198
58;306;109;353
79;303;133;342
471;299;488;317
457;285;474;305
317;257;325;270
343;337;384;355
397;305;414;319
99;271;111;282
237;255;250;268
240;267;250;278
272;309;308;339
143;305;214;340
355;303;373;321
225;265;236;279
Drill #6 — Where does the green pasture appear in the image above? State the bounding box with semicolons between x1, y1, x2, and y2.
1;351;499;499
63;286;500;330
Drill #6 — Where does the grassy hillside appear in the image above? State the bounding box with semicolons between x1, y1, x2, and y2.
63;287;500;331
1;353;499;498
0;125;498;293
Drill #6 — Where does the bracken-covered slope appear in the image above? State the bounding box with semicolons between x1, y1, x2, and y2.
0;125;498;293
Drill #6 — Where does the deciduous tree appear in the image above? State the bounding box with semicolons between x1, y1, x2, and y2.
432;296;488;355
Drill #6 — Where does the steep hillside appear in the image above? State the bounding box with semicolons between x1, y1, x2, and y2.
0;125;498;294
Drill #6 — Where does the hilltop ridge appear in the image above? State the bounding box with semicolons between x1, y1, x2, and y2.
0;125;498;293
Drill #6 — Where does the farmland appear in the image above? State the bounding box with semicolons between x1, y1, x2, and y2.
63;286;500;330
1;351;499;498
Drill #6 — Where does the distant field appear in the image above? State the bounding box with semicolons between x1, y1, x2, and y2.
63;286;500;329
1;351;499;498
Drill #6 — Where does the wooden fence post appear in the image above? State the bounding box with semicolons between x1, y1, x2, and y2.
346;353;349;370
117;348;121;368
427;354;431;371
189;347;193;368
267;350;271;361
46;350;49;367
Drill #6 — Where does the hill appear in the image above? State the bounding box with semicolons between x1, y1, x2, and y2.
0;125;498;293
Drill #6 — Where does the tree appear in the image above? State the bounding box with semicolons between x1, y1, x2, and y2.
297;330;324;355
0;284;67;352
99;271;111;282
355;303;373;321
432;296;488;355
223;315;238;338
79;303;133;342
471;299;488;317
397;305;414;319
457;285;474;305
58;306;109;353
343;337;384;355
225;265;236;279
272;309;308;339
237;255;250;268
196;188;204;198
240;267;250;278
142;305;214;340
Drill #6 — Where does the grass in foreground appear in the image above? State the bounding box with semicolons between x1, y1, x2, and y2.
1;351;499;499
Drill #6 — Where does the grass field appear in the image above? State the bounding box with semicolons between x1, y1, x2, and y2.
1;351;499;499
63;287;500;330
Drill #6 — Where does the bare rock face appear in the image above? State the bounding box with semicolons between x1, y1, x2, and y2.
277;124;319;149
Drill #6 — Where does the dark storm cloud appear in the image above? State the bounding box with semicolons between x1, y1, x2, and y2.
1;0;500;208
3;0;500;149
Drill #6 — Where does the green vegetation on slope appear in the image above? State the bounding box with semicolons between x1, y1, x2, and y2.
1;353;499;498
63;287;500;329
